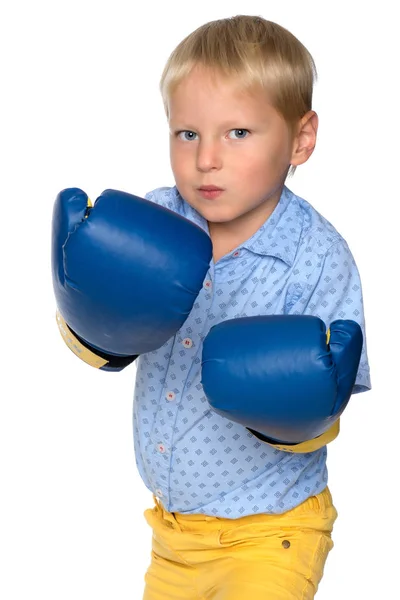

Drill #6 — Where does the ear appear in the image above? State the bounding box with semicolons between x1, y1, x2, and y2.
290;111;318;166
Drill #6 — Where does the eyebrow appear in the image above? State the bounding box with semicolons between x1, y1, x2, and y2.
169;121;252;130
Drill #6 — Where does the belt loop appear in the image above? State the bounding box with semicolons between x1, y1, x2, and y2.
153;496;183;532
153;494;162;513
314;486;332;512
323;485;333;508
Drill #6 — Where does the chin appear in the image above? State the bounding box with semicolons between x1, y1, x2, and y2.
195;205;234;222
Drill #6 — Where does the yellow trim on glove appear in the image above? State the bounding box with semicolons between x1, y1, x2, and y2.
56;311;108;368
264;420;340;453
85;197;93;215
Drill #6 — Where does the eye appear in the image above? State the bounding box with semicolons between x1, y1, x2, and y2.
177;131;198;141
228;129;250;140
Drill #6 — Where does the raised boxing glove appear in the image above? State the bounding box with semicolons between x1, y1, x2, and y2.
201;315;363;452
52;188;212;371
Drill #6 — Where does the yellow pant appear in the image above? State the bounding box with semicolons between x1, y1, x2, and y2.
142;486;337;599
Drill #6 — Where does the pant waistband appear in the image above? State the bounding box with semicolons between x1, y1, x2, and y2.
151;486;335;533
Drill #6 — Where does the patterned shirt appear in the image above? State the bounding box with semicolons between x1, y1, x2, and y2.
132;185;371;518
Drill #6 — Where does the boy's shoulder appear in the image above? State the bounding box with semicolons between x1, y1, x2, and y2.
288;187;348;255
144;186;178;205
144;186;181;212
144;185;207;231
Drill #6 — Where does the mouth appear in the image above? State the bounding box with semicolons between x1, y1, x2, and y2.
198;186;224;191
197;185;225;200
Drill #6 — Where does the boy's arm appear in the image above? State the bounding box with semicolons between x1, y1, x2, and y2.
202;315;363;453
201;239;371;453
298;239;371;394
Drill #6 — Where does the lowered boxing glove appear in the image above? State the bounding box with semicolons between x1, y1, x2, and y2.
201;315;363;452
52;188;212;371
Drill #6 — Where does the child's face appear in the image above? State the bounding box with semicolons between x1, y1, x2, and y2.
168;65;297;227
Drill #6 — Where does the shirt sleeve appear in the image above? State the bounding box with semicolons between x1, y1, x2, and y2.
296;239;371;394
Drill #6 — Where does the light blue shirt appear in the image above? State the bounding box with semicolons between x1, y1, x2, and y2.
132;185;371;518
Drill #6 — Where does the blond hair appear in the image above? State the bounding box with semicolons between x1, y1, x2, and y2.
160;15;317;175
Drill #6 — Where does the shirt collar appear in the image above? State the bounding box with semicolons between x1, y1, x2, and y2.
177;185;303;267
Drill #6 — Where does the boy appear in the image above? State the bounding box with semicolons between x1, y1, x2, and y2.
52;14;370;600
136;15;370;599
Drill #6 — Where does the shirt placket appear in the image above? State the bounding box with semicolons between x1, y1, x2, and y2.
153;272;214;505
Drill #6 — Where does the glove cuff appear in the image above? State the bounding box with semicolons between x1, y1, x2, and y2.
246;420;340;453
56;311;137;371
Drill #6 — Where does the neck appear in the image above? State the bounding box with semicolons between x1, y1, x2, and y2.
208;188;282;262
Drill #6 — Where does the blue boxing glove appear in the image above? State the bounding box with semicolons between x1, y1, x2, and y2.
201;315;363;452
52;188;212;371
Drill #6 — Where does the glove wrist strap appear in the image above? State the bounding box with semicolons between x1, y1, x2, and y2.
246;420;340;453
56;311;137;371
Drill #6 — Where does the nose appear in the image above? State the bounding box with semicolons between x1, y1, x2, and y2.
196;140;222;172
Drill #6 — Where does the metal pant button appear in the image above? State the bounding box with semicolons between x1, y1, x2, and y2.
282;540;291;549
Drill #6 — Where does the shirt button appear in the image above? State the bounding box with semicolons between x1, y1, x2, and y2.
282;540;291;549
204;280;212;290
157;443;166;453
155;488;163;498
232;250;241;258
182;338;193;348
166;391;175;401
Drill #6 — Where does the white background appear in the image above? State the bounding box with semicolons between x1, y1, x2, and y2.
1;0;398;598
